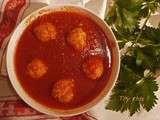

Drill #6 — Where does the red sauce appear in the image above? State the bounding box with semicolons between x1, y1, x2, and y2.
14;11;112;109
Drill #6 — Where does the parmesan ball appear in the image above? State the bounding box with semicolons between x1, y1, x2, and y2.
52;79;75;103
82;56;104;80
34;22;57;42
67;27;87;52
27;59;48;79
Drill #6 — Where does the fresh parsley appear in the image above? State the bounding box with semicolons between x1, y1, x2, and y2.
105;0;160;116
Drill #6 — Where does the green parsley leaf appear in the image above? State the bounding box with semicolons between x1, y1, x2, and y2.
139;73;158;111
106;1;140;31
105;0;160;116
134;45;160;71
142;26;160;45
106;62;158;116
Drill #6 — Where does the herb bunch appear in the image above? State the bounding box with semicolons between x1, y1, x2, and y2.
105;0;160;116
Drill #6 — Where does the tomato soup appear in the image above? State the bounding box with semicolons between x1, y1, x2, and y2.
14;11;112;109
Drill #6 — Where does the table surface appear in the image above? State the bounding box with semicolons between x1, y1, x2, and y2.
0;0;160;120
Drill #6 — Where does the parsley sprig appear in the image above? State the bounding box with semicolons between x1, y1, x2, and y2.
105;0;160;116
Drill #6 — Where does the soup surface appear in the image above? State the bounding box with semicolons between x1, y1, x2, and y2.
15;11;112;109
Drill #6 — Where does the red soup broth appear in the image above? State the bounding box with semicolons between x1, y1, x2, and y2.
14;11;112;109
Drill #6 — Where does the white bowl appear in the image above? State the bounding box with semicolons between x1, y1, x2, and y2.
6;5;120;117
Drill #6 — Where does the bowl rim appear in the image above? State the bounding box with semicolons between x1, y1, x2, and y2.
6;4;120;117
